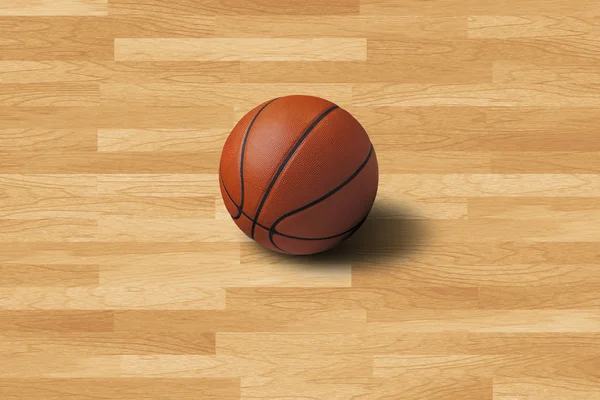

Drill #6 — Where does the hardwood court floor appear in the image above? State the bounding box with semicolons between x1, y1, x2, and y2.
1;0;600;399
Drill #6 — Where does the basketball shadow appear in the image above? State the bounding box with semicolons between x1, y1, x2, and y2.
292;199;429;266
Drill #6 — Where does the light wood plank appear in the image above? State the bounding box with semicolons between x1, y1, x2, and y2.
360;0;600;15
98;128;228;152
468;197;600;220
494;377;600;400
0;0;107;16
96;217;250;242
469;15;600;39
352;83;600;107
119;354;371;380
0;83;99;107
368;310;600;332
0;219;96;242
379;174;600;198
241;60;492;84
97;174;219;197
115;38;367;61
0;152;219;173
102;263;351;288
0;128;97;151
0;286;226;310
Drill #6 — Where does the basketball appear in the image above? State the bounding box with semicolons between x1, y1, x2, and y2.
219;95;378;255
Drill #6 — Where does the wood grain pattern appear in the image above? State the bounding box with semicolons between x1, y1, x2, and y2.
1;0;599;399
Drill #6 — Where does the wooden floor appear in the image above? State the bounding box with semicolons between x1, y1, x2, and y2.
1;0;600;399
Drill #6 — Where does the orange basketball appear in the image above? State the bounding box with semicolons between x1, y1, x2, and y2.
219;95;378;255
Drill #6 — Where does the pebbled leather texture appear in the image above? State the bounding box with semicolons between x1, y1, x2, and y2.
219;95;379;255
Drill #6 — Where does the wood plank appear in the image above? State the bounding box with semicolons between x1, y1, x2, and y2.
98;128;228;152
0;219;96;242
352;83;600;107
241;60;492;84
0;355;119;377
368;38;600;66
97;174;219;197
96;217;250;242
353;262;600;288
368;310;600;332
0;129;97;151
0;330;215;356
217;16;466;38
0;17;113;60
217;332;471;356
119;354;371;380
493;62;600;87
374;353;600;381
102;262;351;288
378;174;600;198
225;287;478;310
0;152;219;173
360;0;600;15
349;106;600;138
217;332;600;356
0;195;215;219
377;150;492;173
240;376;491;400
114;310;367;332
0;378;239;399
468;197;600;220
0;83;98;107
0;174;96;197
479;285;600;309
0;310;113;332
0;264;99;286
0;61;240;84
115;38;366;61
106;15;214;37
494;377;600;400
492;152;600;173
0;242;239;265
0;0;107;16
0;285;225;310
469;15;600;39
109;0;359;15
100;82;352;108
0;106;233;129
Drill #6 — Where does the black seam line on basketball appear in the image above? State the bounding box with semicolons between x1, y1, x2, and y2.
225;173;365;242
270;215;368;253
234;97;279;219
268;143;374;250
276;216;367;241
250;104;340;239
223;174;357;239
221;175;271;229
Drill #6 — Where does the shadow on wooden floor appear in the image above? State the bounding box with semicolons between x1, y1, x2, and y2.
287;199;429;266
